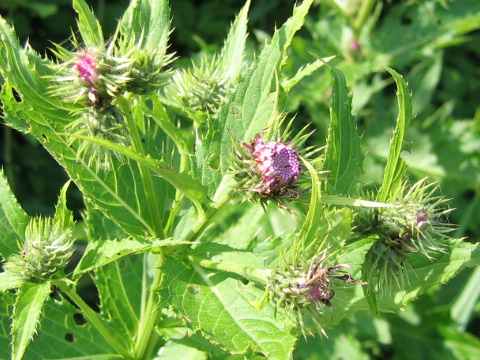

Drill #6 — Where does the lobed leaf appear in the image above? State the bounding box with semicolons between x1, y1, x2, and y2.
377;67;412;203
20;294;119;359
72;0;104;48
218;0;250;80
324;66;363;195
115;0;170;59
12;281;51;360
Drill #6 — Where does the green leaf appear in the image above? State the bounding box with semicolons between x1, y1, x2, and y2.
22;294;119;359
203;204;266;250
218;0;250;79
0;292;15;358
281;56;336;92
53;180;74;230
196;0;314;195
0;169;29;259
439;325;480;360
93;255;153;350
377;67;412;203
116;0;170;59
74;237;190;277
324;66;363;195
0;272;25;292
72;0;104;48
451;266;480;331
12;281;51;360
159;256;296;359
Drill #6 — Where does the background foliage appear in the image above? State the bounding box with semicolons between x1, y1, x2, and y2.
0;0;479;359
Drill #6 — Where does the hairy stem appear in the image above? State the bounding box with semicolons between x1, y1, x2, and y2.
133;253;164;360
352;0;377;37
117;95;165;238
53;280;134;360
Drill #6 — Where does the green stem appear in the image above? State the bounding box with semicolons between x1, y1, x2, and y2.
352;0;377;37
188;255;270;284
53;280;134;360
117;95;165;238
133;254;164;359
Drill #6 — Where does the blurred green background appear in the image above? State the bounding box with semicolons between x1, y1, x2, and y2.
1;0;479;358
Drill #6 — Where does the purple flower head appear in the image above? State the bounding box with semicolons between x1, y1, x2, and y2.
251;138;301;195
74;51;98;86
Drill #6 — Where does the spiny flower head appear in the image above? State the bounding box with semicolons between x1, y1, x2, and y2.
230;115;321;203
4;217;76;281
251;138;301;196
354;178;455;293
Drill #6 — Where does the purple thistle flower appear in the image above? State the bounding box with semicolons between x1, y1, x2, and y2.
251;138;301;195
74;51;98;86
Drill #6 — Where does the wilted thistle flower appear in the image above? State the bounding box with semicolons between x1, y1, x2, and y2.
4;217;75;281
230;116;321;203
268;255;365;334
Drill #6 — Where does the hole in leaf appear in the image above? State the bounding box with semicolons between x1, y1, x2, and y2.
65;333;75;342
186;285;201;295
12;88;22;103
73;313;86;326
49;288;62;302
42;134;48;142
400;14;412;25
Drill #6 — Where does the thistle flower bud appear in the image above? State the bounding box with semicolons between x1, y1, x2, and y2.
353;179;453;257
163;55;233;120
5;217;75;281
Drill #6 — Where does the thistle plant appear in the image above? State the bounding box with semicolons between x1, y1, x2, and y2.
0;1;476;360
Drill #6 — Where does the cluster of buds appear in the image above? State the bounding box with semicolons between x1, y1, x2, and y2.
230;117;320;203
4;217;75;281
163;55;234;121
